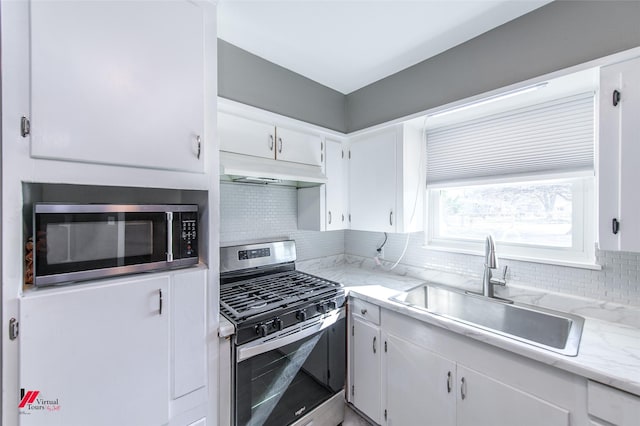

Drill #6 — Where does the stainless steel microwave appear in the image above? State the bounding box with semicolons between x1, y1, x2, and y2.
33;204;199;286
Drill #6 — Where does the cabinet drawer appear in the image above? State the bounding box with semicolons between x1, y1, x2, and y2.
351;298;380;325
588;381;640;425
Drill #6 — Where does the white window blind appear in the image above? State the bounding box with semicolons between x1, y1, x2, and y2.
426;92;595;185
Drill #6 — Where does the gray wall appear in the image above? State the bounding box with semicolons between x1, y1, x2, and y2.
218;2;640;134
218;39;347;133
346;0;640;131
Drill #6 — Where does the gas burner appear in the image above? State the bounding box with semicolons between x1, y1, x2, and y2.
220;240;345;345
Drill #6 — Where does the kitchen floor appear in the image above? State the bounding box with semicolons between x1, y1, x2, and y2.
343;404;373;426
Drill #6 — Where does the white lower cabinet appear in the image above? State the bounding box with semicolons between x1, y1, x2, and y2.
171;269;207;399
19;268;207;426
384;334;455;426
382;333;569;426
587;380;640;426
455;365;569;426
349;296;587;426
351;315;382;424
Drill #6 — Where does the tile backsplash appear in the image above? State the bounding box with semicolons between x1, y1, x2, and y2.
220;182;640;307
345;230;640;307
220;182;343;260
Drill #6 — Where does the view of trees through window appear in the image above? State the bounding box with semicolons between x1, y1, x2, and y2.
436;181;573;247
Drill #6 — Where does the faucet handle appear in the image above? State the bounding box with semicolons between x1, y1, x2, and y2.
490;265;508;286
500;265;508;279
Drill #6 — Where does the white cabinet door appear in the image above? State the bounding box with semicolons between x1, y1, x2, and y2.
456;365;570;426
30;0;205;172
588;380;640;426
352;316;381;424
19;276;170;426
171;269;207;399
384;334;456;426
218;112;275;159
598;57;640;252
326;139;347;230
349;128;397;232
275;126;323;167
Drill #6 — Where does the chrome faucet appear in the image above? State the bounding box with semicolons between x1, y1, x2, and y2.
482;235;507;298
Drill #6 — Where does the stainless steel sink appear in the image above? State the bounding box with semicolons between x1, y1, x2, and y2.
390;283;584;356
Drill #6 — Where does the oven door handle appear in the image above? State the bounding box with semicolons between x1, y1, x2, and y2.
237;309;345;362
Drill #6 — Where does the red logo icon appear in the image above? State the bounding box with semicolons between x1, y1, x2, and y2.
18;390;39;408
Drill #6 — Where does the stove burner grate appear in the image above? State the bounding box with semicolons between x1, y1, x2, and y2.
220;270;341;322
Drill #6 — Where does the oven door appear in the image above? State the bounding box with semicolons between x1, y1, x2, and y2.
34;205;170;285
235;309;346;426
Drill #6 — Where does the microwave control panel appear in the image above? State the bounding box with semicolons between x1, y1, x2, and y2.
177;212;198;259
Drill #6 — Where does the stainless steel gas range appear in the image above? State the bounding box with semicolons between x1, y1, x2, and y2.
220;240;346;426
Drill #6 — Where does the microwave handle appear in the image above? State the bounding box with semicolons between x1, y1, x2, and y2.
166;212;174;262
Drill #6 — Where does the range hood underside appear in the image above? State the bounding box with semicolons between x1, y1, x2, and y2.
220;151;327;187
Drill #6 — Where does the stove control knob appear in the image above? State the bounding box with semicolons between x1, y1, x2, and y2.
256;323;269;337
273;318;284;331
316;303;327;314
327;300;337;310
297;310;307;322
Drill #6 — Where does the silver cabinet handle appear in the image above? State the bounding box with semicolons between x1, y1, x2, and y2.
389;210;393;226
158;289;163;316
196;135;201;159
373;336;377;354
268;135;274;151
328;211;332;224
461;377;467;400
278;137;283;153
447;371;452;393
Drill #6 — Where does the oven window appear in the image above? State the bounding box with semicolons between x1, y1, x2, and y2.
236;318;345;426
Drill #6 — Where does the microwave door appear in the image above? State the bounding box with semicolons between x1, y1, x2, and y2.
34;210;169;285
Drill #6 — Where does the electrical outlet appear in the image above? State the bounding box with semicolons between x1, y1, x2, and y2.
376;246;385;259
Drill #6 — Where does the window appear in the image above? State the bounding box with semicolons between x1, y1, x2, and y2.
425;90;596;266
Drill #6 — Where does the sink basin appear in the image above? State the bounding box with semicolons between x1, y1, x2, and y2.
390;283;584;356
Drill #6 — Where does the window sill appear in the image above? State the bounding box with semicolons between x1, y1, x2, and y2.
421;243;602;271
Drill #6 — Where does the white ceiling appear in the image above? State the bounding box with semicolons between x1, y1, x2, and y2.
217;0;553;94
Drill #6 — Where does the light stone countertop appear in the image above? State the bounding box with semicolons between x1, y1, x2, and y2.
297;255;640;398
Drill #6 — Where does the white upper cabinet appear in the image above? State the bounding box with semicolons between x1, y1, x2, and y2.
325;138;348;230
275;126;324;166
218;112;275;160
29;0;205;172
598;56;640;252
297;137;349;232
349;123;425;233
349;128;396;232
218;111;323;167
